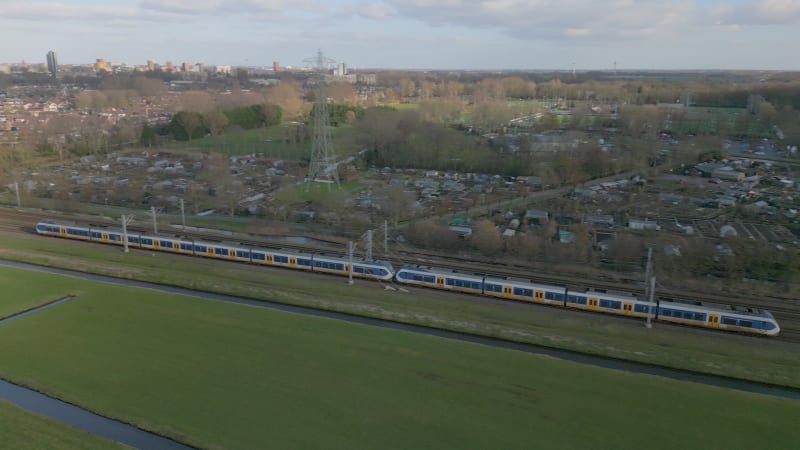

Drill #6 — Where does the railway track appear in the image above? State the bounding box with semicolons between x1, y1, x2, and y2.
4;207;800;342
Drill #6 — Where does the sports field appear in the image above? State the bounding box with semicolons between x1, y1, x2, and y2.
0;233;798;389
0;266;798;449
0;400;128;450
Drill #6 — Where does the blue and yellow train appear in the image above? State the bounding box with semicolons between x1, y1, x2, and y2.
36;220;780;336
395;265;780;337
35;220;394;281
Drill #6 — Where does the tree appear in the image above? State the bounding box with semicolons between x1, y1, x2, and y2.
178;91;215;113
171;111;206;140
267;81;304;120
41;115;81;160
471;220;504;256
325;82;357;105
203;110;229;136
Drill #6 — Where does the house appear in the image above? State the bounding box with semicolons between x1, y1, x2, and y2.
712;166;744;182
584;214;615;228
524;209;549;224
628;218;661;231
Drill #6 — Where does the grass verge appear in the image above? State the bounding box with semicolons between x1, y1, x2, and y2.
0;400;128;450
0;232;798;389
0;267;77;318
0;268;797;449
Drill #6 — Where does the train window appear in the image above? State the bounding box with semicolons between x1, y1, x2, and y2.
545;292;564;301
180;243;193;251
485;284;502;292
252;253;266;261
659;309;672;317
634;304;649;313
160;240;172;247
721;317;737;325
236;250;250;258
194;245;206;252
764;322;776;331
109;234;121;241
567;295;587;305
375;269;387;276
141;238;153;245
273;255;289;263
739;320;753;328
424;275;435;283
91;231;102;238
128;237;140;244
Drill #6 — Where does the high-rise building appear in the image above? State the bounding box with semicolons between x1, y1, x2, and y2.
46;50;57;76
273;61;280;72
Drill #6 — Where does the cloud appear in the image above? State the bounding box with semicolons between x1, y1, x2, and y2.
707;0;800;26
362;0;799;41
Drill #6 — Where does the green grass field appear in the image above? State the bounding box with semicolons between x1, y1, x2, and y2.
0;233;798;389
0;400;128;450
0;267;797;450
160;124;360;159
0;267;78;318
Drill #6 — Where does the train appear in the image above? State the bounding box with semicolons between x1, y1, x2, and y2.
35;219;781;337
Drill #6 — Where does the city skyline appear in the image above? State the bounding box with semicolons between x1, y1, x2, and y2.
1;0;799;70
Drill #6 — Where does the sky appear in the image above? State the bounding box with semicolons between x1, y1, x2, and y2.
1;0;799;70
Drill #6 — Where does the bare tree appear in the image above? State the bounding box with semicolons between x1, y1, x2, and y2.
267;81;305;120
203;110;229;136
471;219;504;256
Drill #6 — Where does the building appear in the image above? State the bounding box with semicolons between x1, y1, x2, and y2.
94;58;111;72
273;61;280;72
628;218;661;231
46;50;57;77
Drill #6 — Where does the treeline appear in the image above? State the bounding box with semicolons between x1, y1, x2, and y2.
144;103;282;143
310;104;366;126
357;107;548;176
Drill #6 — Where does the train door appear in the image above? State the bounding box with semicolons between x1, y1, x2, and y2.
207;247;214;257
266;254;273;265
503;286;512;298
102;232;109;243
289;257;296;268
623;303;633;316
708;314;720;328
60;226;67;237
436;277;444;288
588;297;598;310
154;240;160;250
174;242;180;251
535;291;544;303
230;250;236;260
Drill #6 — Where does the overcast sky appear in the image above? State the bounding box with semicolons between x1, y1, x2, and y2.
2;0;798;70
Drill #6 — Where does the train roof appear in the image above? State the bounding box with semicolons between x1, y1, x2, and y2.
398;264;484;279
313;253;393;267
583;289;641;301
483;275;565;289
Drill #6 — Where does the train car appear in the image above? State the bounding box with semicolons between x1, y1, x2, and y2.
565;289;655;319
350;259;394;281
35;220;65;237
310;254;394;281
658;300;780;336
264;248;313;271
483;275;566;306
197;241;253;263
396;265;484;295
